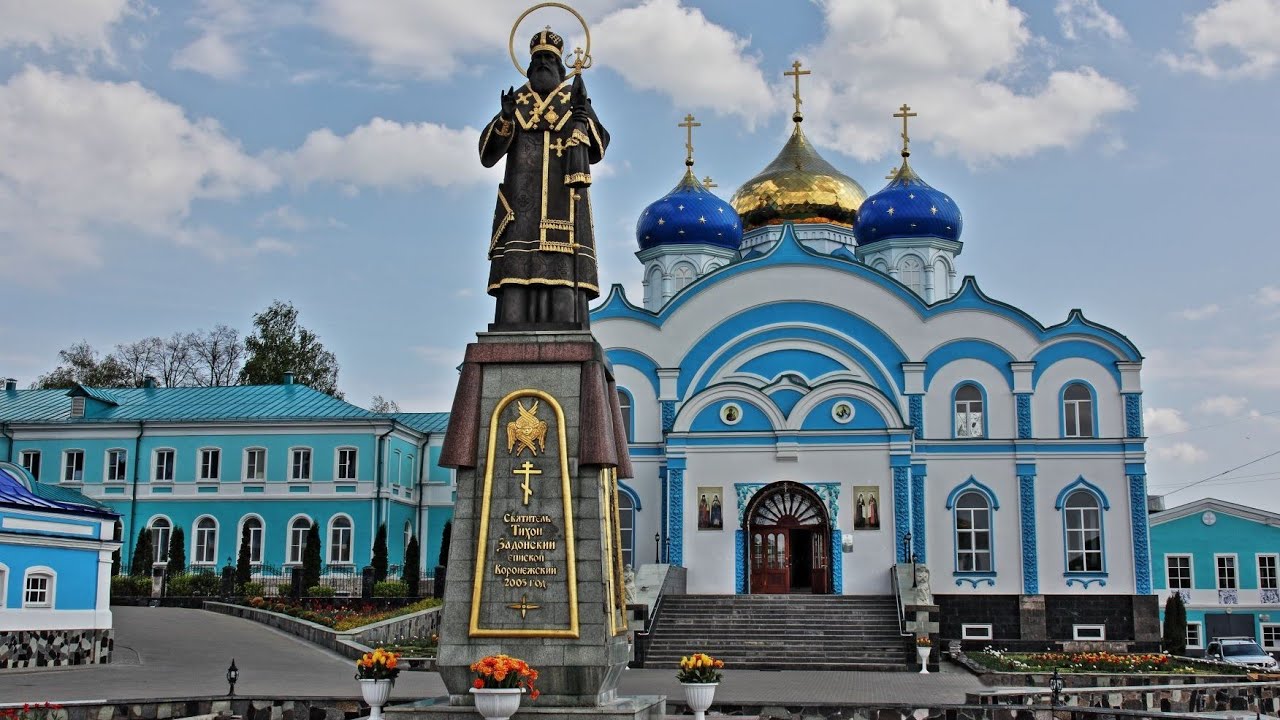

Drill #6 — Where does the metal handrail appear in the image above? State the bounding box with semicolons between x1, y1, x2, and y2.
890;564;910;636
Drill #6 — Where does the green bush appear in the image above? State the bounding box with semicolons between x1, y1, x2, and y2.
241;581;265;597
1164;593;1188;656
111;575;151;597
167;572;222;597
307;584;336;597
373;580;408;597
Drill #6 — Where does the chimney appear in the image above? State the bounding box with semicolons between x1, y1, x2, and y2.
1147;495;1166;514
282;371;295;385
4;378;16;392
143;375;157;389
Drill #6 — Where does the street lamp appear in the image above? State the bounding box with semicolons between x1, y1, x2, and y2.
654;532;661;564
901;532;913;564
226;658;239;697
1049;667;1064;707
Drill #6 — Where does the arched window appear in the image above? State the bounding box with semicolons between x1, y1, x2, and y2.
672;263;696;292
241;517;264;565
0;563;8;607
329;516;353;564
954;492;992;572
618;490;635;568
645;266;663;307
23;568;55;608
288;517;311;564
194;517;218;565
954;384;984;439
1063;383;1095;438
898;255;924;294
617;389;633;441
150;517;172;565
1064;490;1103;572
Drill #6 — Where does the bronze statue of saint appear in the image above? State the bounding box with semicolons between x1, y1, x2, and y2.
480;27;609;329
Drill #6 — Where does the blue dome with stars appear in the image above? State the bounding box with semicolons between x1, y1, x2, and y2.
854;159;962;246
637;169;742;251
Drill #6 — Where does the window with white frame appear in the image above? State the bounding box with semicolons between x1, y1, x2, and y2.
954;491;993;572
1187;622;1204;649
23;570;53;608
194;517;217;564
288;517;311;564
962;624;993;641
1064;490;1104;573
151;517;171;564
0;565;7;607
63;450;84;483
617;390;633;441
70;396;85;418
1259;554;1278;590
619;490;635;569
1166;555;1193;590
1063;383;1095;438
291;448;311;481
954;384;984;439
244;448;266;482
154;449;175;482
337;448;357;481
329;516;353;564
898;255;924;294
199;448;221;481
19;450;40;481
106;449;127;482
241;517;264;564
1262;624;1280;650
672;263;695;293
1216;555;1238;589
1073;624;1106;641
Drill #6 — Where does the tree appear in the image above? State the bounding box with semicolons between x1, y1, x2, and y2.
34;341;132;389
190;324;244;386
438;520;452;567
113;337;163;387
403;535;421;597
371;523;388;582
166;527;186;576
370;395;401;413
236;527;253;590
1163;593;1188;656
240;300;342;397
130;528;153;577
303;522;322;590
154;332;196;387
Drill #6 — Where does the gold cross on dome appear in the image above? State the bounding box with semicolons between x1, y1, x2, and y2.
702;176;717;188
885;167;898;180
678;113;701;167
893;103;917;157
508;595;541;619
784;60;811;121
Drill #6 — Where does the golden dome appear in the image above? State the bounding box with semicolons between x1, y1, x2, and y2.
729;123;867;231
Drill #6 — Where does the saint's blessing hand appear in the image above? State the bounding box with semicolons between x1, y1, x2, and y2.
500;86;516;118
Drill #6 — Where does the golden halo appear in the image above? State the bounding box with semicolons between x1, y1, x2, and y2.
508;2;591;76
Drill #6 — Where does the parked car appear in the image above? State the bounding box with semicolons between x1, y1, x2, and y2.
1206;637;1279;669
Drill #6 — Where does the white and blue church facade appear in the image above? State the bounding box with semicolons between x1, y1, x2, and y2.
591;105;1158;647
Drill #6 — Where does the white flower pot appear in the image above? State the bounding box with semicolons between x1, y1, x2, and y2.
917;646;931;674
359;678;394;720
470;687;524;720
682;682;718;720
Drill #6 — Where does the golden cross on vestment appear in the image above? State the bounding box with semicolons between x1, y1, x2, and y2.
784;60;811;121
513;461;541;505
894;103;918;156
702;175;717;188
678;113;701;167
508;595;541;619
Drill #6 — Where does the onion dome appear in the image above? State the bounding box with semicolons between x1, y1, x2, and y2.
637;113;742;251
729;122;867;232
854;158;962;246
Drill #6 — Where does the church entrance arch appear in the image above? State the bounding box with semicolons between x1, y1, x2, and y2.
744;482;831;594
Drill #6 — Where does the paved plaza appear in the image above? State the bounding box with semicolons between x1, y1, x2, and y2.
0;607;981;705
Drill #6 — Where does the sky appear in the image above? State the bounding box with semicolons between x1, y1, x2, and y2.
0;0;1278;510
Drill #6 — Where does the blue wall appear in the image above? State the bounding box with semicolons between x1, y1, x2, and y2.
1;543;99;610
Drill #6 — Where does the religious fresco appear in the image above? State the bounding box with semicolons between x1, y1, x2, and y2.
852;485;881;530
697;486;725;530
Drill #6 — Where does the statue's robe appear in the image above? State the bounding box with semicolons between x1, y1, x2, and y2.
479;80;608;300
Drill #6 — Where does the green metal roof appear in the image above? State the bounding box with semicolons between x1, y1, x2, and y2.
383;412;451;433
28;481;113;512
1;384;380;423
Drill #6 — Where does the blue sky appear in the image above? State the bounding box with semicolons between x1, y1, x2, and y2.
0;0;1278;509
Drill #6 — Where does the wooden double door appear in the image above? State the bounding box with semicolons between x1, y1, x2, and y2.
747;483;831;594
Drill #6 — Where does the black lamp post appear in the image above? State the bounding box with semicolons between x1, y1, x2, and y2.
654;532;661;564
1049;666;1064;707
901;532;913;564
226;658;239;697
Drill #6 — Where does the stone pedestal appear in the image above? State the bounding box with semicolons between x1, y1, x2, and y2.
436;331;644;712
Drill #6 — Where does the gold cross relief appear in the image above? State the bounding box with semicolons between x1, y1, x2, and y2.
513;461;541;505
508;595;541;619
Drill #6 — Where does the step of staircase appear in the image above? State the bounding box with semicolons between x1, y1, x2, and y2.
640;594;911;671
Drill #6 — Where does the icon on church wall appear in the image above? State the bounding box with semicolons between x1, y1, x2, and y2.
853;485;881;530
719;403;742;425
697;486;724;530
831;400;855;424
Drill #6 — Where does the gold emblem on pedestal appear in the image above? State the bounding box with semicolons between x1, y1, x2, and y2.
507;400;548;456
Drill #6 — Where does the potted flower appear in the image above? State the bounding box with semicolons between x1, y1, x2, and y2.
355;648;400;720
916;636;932;674
676;653;724;720
470;654;540;720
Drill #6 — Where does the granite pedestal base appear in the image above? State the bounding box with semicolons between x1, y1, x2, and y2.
384;695;666;720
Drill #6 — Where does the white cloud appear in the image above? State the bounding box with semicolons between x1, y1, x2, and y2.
1144;407;1190;436
256;205;309;231
1055;0;1127;41
1151;442;1209;463
1146;337;1280;390
594;0;772;124
278;117;494;190
1199;395;1248;417
801;0;1134;164
1178;303;1221;320
1255;285;1280;306
172;32;245;79
1162;0;1280;79
0;67;279;275
0;0;134;56
173;225;297;261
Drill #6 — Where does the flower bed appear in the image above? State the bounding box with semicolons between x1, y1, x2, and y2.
967;648;1242;675
243;596;440;631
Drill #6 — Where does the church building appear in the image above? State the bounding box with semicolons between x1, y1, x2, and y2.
591;79;1155;647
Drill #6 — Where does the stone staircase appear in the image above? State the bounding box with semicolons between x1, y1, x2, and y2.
641;594;910;671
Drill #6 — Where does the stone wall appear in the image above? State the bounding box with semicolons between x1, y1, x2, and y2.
966;679;1280;714
0;697;365;720
936;594;1160;651
203;602;441;661
0;628;112;669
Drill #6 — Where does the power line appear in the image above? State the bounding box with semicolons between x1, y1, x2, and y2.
1148;409;1280;439
1162;448;1280;497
